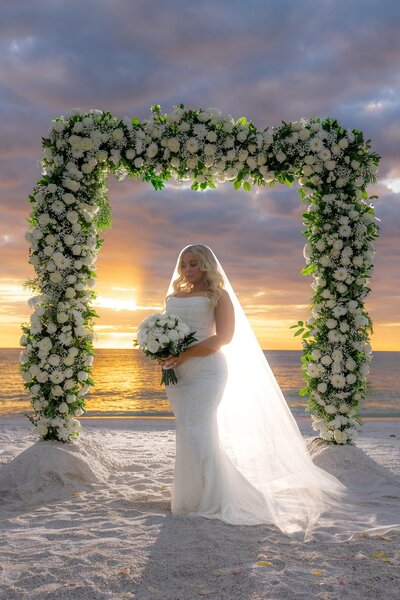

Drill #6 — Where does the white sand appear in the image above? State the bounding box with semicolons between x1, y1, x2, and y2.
0;414;399;599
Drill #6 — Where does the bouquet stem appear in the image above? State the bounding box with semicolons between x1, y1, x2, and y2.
161;367;178;386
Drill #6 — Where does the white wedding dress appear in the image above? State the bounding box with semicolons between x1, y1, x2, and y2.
164;292;400;543
165;295;271;524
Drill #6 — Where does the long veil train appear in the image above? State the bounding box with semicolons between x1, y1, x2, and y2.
166;244;400;542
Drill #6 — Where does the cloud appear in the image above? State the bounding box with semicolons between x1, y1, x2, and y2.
0;0;399;348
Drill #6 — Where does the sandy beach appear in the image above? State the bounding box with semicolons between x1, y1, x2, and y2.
0;414;399;600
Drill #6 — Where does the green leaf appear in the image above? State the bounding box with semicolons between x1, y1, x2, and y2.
233;180;242;190
299;386;309;397
236;116;247;126
243;181;251;192
294;328;305;337
300;264;316;276
297;320;304;326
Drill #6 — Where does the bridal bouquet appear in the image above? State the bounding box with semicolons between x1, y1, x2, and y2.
134;313;197;386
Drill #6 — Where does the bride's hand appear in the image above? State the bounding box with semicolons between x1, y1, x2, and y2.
158;354;186;369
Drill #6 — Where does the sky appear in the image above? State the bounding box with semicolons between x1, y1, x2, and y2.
1;0;399;350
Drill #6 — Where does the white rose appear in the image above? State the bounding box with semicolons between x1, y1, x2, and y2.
66;210;79;224
96;150;108;162
167;330;179;341
325;160;336;171
147;340;160;353
51;385;64;397
321;355;332;365
298;128;311;140
134;157;144;168
36;371;49;383
167;137;180;152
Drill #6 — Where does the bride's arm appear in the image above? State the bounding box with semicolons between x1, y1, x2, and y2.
184;290;234;358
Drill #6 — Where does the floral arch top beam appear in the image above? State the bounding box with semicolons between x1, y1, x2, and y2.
20;104;380;444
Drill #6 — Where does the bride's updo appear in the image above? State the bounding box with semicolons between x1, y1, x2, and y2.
171;244;225;309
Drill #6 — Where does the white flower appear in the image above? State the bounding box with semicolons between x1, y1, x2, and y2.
298;128;311;141
48;354;61;366
306;363;320;377
50;272;63;284
325;160;336;171
338;138;349;149
345;357;356;371
309;138;324;152
333;267;348;281
330;374;346;388
134;157;144;168
321;355;332;366
167;137;180;152
96;150;108;162
112;128;124;141
58;402;69;414
328;330;341;342
77;371;88;382
36;371;49;383
185;137;199;154
57;312;69;323
302;165;314;176
346;373;357;384
50;370;65;384
51;385;64;397
147;340;160;353
66;210;79;224
275;151;286;163
204;143;216;156
38;213;51;226
146;142;159;158
317;382;327;393
326;318;337;329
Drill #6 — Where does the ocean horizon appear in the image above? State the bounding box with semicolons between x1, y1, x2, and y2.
1;348;399;419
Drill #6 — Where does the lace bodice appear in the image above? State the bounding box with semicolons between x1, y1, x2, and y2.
165;296;216;344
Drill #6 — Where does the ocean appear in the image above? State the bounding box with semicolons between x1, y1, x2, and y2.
0;349;399;419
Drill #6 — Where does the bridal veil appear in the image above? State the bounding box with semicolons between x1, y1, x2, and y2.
165;244;400;543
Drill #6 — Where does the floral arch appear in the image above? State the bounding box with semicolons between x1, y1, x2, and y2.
20;104;380;445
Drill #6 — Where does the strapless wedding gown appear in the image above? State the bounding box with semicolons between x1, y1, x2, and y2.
165;295;288;525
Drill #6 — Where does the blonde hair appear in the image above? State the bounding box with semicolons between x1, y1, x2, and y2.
169;244;225;309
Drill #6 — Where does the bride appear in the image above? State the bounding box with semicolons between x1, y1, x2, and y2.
158;243;400;542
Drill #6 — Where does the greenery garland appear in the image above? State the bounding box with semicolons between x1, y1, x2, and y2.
19;104;380;444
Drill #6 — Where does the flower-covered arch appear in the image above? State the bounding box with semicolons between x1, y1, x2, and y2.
20;104;380;445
